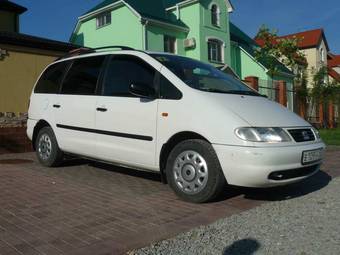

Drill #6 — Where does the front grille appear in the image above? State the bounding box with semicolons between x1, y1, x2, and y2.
268;164;320;181
288;128;315;142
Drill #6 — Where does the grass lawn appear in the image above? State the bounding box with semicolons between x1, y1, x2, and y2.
319;128;340;146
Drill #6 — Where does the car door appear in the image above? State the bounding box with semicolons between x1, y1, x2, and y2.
95;54;159;169
53;55;106;157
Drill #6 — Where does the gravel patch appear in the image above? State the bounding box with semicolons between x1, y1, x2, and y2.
132;176;340;255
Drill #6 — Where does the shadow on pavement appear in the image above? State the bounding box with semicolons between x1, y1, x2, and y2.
59;156;332;202
216;170;332;202
91;161;162;182
223;238;260;255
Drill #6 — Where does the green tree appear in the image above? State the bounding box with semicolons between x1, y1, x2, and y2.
311;66;340;127
255;25;308;117
254;25;307;78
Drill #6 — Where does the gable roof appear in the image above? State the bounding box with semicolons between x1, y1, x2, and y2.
82;0;188;30
328;67;340;82
328;54;340;67
0;0;27;14
255;28;330;51
0;31;78;52
230;22;294;77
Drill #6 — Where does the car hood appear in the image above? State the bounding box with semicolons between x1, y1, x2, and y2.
207;93;310;127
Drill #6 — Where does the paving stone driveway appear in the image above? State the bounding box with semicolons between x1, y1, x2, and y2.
0;148;339;255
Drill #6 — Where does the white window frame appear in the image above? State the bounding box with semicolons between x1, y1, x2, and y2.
207;37;224;63
96;12;112;29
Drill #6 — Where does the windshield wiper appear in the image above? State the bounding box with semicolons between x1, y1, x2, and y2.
226;90;260;96
199;88;259;96
198;88;229;93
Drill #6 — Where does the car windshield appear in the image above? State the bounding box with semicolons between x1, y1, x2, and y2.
151;54;259;96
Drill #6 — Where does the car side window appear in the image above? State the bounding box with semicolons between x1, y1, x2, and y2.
34;61;68;94
61;56;105;95
159;75;182;100
103;55;156;97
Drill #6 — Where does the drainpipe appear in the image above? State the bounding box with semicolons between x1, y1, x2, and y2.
141;19;149;51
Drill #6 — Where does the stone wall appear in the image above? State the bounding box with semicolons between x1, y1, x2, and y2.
0;112;33;154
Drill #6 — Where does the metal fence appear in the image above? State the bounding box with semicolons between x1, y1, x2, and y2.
258;79;278;102
258;79;295;112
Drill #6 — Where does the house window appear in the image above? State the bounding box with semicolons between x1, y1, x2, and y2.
96;12;111;29
320;48;325;63
164;35;176;53
211;4;220;27
208;39;223;62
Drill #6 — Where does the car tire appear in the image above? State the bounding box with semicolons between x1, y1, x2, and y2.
35;126;64;167
166;139;226;203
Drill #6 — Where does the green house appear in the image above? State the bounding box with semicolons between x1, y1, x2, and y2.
70;0;295;110
70;0;234;66
229;22;295;110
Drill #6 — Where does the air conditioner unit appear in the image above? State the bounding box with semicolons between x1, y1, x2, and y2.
184;38;196;49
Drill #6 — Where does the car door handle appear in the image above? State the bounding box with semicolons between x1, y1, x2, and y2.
53;104;61;108
96;107;107;112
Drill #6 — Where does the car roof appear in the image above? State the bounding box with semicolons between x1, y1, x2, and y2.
54;49;178;63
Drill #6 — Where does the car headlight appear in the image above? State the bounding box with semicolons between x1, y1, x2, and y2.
235;127;292;143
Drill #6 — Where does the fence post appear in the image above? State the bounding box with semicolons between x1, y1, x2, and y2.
244;76;259;91
319;103;324;126
328;101;334;129
277;80;287;107
299;102;306;119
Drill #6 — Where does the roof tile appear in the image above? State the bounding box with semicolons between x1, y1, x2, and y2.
255;28;329;50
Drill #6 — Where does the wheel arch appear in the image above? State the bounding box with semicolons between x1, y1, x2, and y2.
32;120;53;150
159;131;210;183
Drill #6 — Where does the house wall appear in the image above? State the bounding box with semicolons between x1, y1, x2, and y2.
0;11;17;32
71;1;232;66
231;43;267;80
146;24;186;54
0;44;62;113
199;0;231;65
302;39;328;88
230;43;295;110
72;5;143;49
174;3;201;60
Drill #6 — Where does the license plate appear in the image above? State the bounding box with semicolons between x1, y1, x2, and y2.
302;149;323;165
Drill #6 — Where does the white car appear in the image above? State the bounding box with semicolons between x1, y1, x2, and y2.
27;47;325;203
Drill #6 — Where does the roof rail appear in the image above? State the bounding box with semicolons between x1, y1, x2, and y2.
55;45;135;61
93;46;135;51
55;47;94;61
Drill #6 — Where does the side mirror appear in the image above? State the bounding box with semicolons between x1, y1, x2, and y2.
129;82;156;99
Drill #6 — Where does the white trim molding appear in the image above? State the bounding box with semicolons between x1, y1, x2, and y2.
206;36;225;47
166;0;199;11
225;0;234;13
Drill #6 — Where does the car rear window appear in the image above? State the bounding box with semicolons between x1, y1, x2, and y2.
34;61;69;94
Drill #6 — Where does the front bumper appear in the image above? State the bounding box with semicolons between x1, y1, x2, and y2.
213;141;326;188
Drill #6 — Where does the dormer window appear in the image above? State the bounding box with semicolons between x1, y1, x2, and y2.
96;12;111;29
211;4;220;27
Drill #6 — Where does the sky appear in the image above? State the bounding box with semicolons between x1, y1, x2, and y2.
14;0;340;53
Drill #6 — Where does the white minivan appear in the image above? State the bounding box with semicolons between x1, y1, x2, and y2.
27;47;325;203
